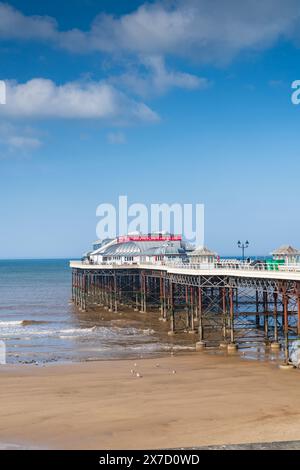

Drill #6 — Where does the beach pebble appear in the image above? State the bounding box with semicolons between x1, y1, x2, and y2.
136;372;142;378
155;364;160;368
134;363;137;367
172;370;176;374
130;369;135;375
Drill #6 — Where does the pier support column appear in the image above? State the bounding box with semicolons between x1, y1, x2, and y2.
134;274;139;311
270;292;280;350
105;276;109;309
95;275;100;306
193;287;199;322
263;291;269;346
227;287;237;352
82;273;87;312
140;272;147;313
280;288;293;369
283;292;289;364
108;276;113;312
189;287;196;334
168;282;175;336
159;276;164;320
73;270;76;305
72;270;75;302
79;272;83;310
162;278;167;321
100;275;104;305
196;285;206;350
255;290;260;328
220;287;228;349
114;274;118;312
185;286;190;331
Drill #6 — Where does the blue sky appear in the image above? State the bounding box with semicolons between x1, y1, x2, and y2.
1;0;300;258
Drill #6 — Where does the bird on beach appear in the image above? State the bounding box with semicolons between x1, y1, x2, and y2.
172;370;176;374
136;372;142;378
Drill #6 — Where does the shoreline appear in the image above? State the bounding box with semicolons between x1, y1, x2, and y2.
1;352;300;449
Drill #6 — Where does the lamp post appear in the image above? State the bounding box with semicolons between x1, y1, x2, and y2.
237;240;249;262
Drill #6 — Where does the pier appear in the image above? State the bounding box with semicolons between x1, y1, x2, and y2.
70;261;300;366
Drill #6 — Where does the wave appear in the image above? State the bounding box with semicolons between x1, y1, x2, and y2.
142;328;155;335
0;320;51;327
0;319;157;344
0;320;23;327
163;345;196;351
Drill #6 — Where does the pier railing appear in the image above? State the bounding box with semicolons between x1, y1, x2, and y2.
78;259;300;273
169;261;300;272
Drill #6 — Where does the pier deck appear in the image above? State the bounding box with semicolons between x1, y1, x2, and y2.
70;261;300;365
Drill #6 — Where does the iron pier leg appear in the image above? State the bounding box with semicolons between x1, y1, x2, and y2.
196;286;206;350
255;290;260;328
168;282;175;336
220;287;227;349
263;291;269;346
271;292;280;350
282;291;290;366
189;287;195;334
159;276;164;320
162;277;167;322
114;274;118;312
228;287;237;352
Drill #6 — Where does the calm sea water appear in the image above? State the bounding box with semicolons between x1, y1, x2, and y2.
0;259;187;364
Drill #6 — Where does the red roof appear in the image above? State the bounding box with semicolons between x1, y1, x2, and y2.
117;234;182;243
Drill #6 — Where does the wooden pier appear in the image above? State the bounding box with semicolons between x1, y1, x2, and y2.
70;262;300;366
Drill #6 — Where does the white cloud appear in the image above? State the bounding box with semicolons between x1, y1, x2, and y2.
82;0;300;63
0;3;57;41
6;135;41;149
0;78;159;122
1;1;299;64
113;55;208;97
107;131;126;144
0;122;42;153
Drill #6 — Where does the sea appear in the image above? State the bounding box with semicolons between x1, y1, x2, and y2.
0;259;195;364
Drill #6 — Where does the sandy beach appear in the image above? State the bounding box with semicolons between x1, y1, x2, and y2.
1;353;300;450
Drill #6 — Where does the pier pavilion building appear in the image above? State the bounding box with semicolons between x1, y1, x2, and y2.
88;233;188;265
271;245;300;264
188;246;217;265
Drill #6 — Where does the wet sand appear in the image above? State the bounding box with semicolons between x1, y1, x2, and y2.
1;353;300;450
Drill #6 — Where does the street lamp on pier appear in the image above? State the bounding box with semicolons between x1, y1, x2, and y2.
237;240;249;262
